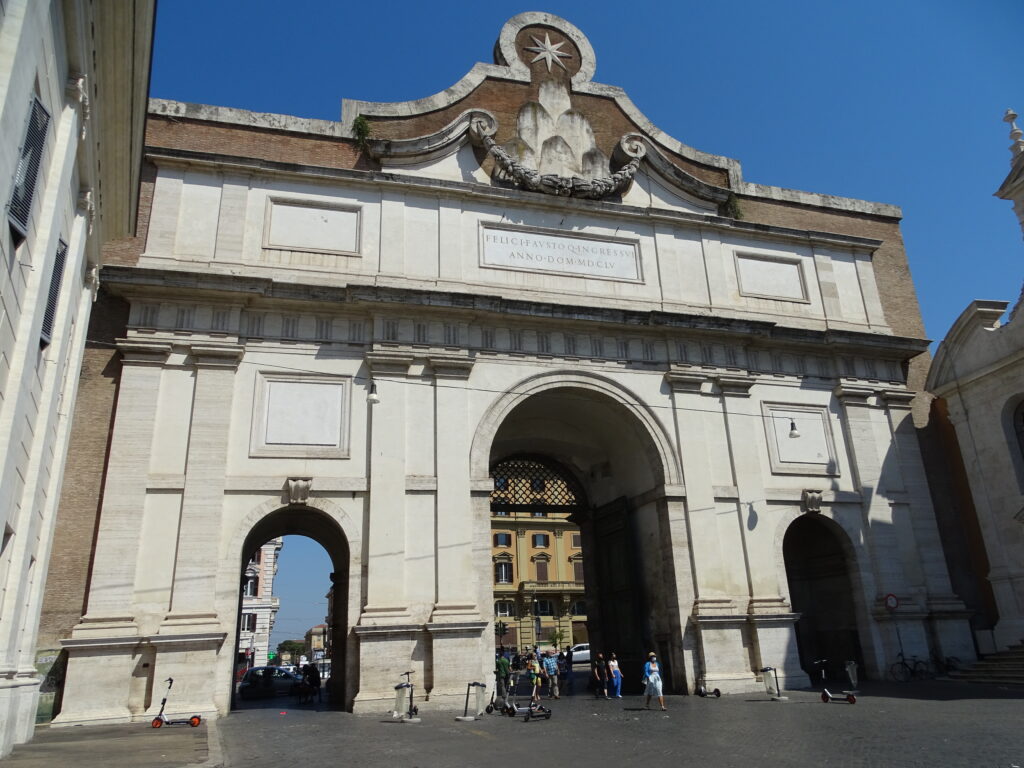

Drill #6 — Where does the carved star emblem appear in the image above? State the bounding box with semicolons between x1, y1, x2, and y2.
525;33;571;72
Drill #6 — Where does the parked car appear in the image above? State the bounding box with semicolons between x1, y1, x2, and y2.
569;643;590;664
238;666;304;699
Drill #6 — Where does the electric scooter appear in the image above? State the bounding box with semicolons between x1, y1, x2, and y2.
696;684;721;698
816;659;858;704
392;670;421;722
151;678;202;728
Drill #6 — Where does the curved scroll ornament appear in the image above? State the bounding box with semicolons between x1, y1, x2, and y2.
472;116;644;200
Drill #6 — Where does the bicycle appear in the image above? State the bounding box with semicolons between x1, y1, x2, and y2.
887;652;932;682
929;654;962;676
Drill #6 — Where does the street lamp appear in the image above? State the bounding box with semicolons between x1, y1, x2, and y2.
788;418;800;439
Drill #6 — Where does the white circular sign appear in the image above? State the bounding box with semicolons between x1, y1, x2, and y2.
884;593;899;611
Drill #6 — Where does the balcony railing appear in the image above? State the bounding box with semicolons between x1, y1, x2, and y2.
518;580;583;593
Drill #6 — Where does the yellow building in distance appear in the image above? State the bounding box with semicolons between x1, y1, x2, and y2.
490;457;587;650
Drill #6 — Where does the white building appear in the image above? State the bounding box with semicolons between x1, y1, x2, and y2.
0;0;153;755
925;111;1024;654
50;13;974;724
238;538;282;670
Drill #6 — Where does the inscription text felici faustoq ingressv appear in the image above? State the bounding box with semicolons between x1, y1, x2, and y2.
481;227;640;282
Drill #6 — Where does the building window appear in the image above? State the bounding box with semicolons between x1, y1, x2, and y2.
495;600;516;617
481;328;495;348
537;332;550;354
8;97;50;241
564;334;577;356
316;316;332;340
494;562;513;584
175;305;194;332
531;508;547;518
348;321;365;342
570;600;586;616
212;308;230;332
571;533;581;548
510;330;523;351
415;322;428;343
384;319;399;341
590;337;604;357
444;323;459;346
243;575;259;597
241;613;257;632
573;560;584;581
493;509;510;517
493;533;512;547
245;312;264;338
39;239;67;346
535;599;554;616
536;560;549;581
532;534;549;548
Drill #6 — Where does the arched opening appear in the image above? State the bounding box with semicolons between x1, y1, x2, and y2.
233;506;350;710
783;515;864;680
485;384;683;695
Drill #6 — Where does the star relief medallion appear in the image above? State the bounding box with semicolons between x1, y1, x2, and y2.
524;32;571;72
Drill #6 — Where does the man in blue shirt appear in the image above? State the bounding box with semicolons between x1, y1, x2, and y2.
542;649;560;699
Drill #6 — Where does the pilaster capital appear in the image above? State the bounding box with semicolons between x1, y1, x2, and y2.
428;352;474;380
716;374;754;398
665;366;711;394
880;389;915;410
365;350;414;377
116;338;172;366
189;342;244;369
552;529;564;538
833;382;875;406
516;529;527;538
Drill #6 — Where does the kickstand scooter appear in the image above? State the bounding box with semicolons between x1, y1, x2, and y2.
818;659;858;704
392;670;421;722
151;678;202;728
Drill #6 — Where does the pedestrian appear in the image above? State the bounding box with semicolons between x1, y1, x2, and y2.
592;652;609;699
565;645;574;692
542;649;560;699
557;650;567;693
304;662;322;703
607;652;622;698
495;651;511;706
528;653;542;704
642;651;666;711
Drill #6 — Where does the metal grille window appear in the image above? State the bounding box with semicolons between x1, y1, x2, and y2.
316;317;332;340
444;323;459;345
39;239;67;346
8;98;50;239
348;321;365;342
384;319;399;341
489;458;581;507
415;323;428;343
537;332;550;354
564;334;577;355
212;309;230;332
282;315;299;338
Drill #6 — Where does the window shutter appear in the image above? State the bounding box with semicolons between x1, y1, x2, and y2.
536;560;548;581
8;98;50;238
40;239;67;346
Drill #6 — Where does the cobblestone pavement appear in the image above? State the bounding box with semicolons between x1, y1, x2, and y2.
222;679;1024;768
4;719;212;767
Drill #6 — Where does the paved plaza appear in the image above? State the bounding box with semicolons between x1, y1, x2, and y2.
6;678;1023;768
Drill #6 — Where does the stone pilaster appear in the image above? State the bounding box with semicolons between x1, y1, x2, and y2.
429;353;477;619
361;351;414;621
163;343;242;628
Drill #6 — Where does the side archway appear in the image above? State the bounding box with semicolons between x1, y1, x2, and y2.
221;499;360;711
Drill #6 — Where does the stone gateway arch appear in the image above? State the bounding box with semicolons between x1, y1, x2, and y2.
47;12;974;724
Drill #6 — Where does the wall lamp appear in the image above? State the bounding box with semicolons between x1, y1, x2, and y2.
366;381;380;405
788;419;800;439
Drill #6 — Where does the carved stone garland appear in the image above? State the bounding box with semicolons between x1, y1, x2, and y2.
471;115;645;200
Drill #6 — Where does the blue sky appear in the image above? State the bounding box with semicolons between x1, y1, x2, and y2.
150;1;1022;644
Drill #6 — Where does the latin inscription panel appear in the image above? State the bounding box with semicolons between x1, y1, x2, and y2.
480;223;642;282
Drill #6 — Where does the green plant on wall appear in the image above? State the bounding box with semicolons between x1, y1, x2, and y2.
352;114;371;152
722;192;742;220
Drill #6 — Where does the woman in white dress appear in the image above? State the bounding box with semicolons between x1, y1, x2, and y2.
642;651;666;711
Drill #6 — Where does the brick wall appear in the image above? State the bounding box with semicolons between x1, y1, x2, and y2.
36;292;128;647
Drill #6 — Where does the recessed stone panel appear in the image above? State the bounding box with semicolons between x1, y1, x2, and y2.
735;253;808;302
761;403;838;476
250;372;350;458
264;198;361;255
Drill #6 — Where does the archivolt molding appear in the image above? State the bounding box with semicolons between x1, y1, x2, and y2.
469;369;683;487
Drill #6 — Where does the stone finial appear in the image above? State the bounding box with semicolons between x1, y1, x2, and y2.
1004;109;1024;160
801;489;823;514
287;477;313;505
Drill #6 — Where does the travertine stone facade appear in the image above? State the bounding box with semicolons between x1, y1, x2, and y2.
0;0;153;755
50;13;973;724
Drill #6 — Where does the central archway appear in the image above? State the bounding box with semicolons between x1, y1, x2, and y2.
233;506;351;709
474;371;687;694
